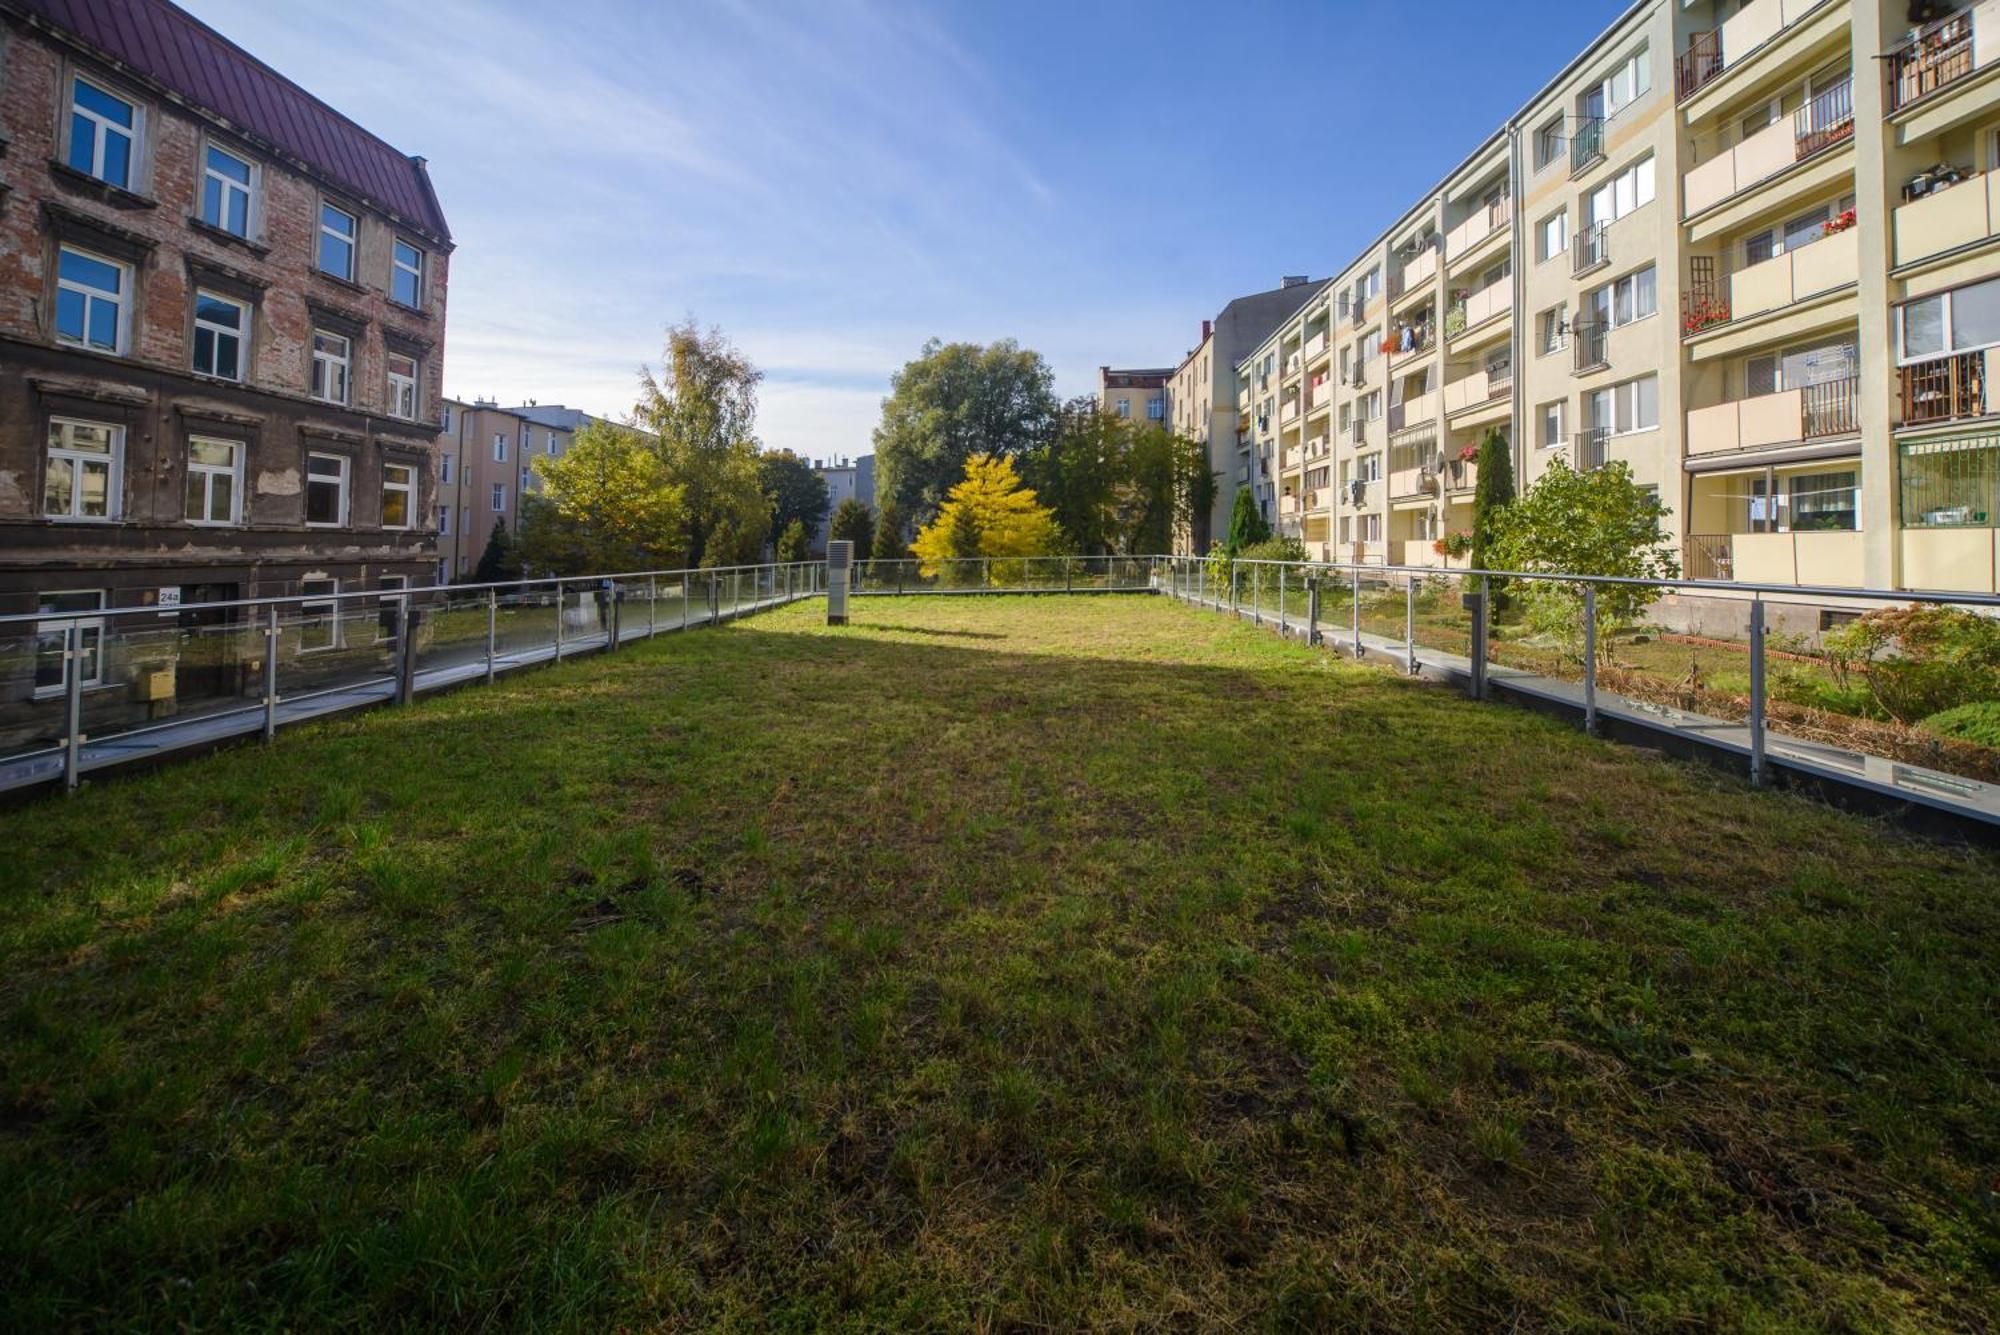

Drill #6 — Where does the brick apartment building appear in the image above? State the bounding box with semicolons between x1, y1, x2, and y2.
0;0;450;681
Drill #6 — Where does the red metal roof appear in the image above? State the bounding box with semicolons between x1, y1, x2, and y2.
7;0;450;241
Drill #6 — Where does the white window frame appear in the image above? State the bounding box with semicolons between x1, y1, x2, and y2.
437;504;452;535
310;329;351;404
1588;374;1660;437
1537;210;1568;264
317;202;357;281
34;589;106;699
381;461;416;530
1601;44;1652;119
298;577;341;654
1588;264;1658;331
304;451;350;528
184;436;243;526
1898;277;2000;364
1539;400;1567;449
386;352;419;420
439;453;452;485
44;418;123;521
492;481;507;512
191;289;248;382
493;432;507;463
54;244;131;355
67;74;138;189
1587;155;1656;228
199;142;256;238
391;238;424;308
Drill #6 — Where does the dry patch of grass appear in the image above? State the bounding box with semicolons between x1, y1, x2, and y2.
0;595;1995;1329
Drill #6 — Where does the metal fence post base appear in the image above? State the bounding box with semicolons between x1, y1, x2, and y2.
1748;598;1767;787
1468;577;1489;701
263;605;280;742
1351;569;1363;660
486;587;498;683
62;623;84;794
554;580;566;662
1306;577;1322;647
1582;585;1598;735
1405;578;1419;676
395;598;416;705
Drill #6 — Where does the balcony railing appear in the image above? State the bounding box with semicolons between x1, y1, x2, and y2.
1350;417;1368;445
1685;534;1734;581
1573;426;1609;470
1350;298;1368;329
1348;362;1367;388
1571;222;1608;276
1677;28;1723;101
1683;256;1730;335
1901;350;1987;425
1571;321;1608;374
1793;77;1853;161
1889;8;1976;112
1801;375;1859;438
1569;116;1604;177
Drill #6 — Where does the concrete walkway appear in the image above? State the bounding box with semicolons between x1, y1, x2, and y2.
1;590;804;797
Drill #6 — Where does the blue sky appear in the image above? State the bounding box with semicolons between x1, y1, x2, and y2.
181;0;1627;461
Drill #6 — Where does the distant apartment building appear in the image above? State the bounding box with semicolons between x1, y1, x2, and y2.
432;400;573;579
1161;276;1323;550
0;0;450;692
1221;0;2000;608
1097;366;1170;423
811;453;875;553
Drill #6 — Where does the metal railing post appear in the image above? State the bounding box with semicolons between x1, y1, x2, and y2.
1470;576;1489;700
1198;559;1206;607
1582;584;1598;735
608;583;621;649
1066;558;1074;594
1230;563;1240;616
1252;565;1261;627
263;605;279;741
983;556;991;589
648;575;659;637
1351;569;1362;658
1405;577;1418;675
62;623;84;793
395;596;416;705
708;574;720;624
554;579;566;662
1278;566;1287;636
1306;576;1322;647
485;587;498;682
1748;598;1767;787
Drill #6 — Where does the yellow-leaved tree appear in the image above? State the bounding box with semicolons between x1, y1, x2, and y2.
909;453;1062;581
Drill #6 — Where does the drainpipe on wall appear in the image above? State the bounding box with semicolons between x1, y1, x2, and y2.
1506;121;1527;488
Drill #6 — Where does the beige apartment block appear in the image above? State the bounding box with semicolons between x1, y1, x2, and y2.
432;400;573;581
1230;0;2000;605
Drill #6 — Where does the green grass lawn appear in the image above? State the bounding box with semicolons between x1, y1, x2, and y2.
2;595;1996;1330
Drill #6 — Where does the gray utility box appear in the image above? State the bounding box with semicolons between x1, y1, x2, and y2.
826;540;853;624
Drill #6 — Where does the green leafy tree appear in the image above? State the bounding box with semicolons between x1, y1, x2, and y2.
775;519;811;563
517;421;685;575
1224;486;1271;555
872;499;908;562
636;318;770;568
758;449;829;547
1488;456;1675;664
1022;401;1214;556
873;339;1059;526
472;521;521;584
829;497;875;557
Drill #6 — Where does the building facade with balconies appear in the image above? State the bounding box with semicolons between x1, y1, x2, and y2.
1213;0;2000;601
0;0;451;705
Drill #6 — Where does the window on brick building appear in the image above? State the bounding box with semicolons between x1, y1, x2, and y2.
392;240;424;307
201;145;254;236
192;291;246;381
44;419;123;520
318;203;356;280
68;76;137;189
310;330;350;404
381;462;415;529
305;452;349;526
54;246;128;354
386;353;418;420
184;437;242;525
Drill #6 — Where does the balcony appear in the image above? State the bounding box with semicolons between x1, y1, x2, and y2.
1900;350;1987;425
1304;375;1333;411
1442;368;1510;416
1569;116;1604;178
1348;361;1368;389
1887;5;1984;113
1388;390;1439;434
1573;426;1608;470
1675;0;1832;103
1715;224;1859;327
1894;172;2000;266
1388;320;1435;364
1443;454;1479;495
1446;278;1511;337
1388;467;1439;500
1445;198;1510;263
1571;222;1608;277
1350;299;1369;329
1304;329;1330;362
1279;493;1300;517
1571;321;1609;375
1280;399;1300;425
1685;377;1859;457
1684;530;1864;586
1682;77;1852;217
1392;247;1439;299
1349;417;1368;446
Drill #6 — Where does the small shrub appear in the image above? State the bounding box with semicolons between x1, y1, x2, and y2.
1920;701;2000;749
1822;605;2000;724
